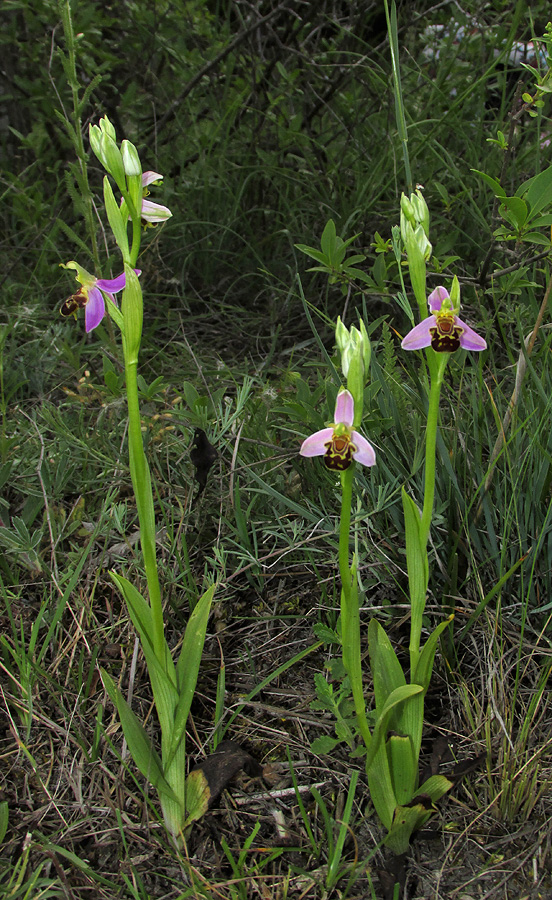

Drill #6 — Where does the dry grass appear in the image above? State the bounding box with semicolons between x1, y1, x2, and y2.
2;563;552;899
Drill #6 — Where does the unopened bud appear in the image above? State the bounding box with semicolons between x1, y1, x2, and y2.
450;275;461;311
121;140;142;177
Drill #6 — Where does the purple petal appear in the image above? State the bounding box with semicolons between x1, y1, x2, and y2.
300;428;334;457
85;287;106;332
401;317;433;350
95;269;141;294
96;272;127;293
142;171;163;187
428;286;449;312
334;390;354;426
141;199;172;222
456;317;487;351
351;432;376;467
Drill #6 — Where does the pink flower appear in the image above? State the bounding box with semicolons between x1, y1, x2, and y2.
300;390;376;471
60;261;140;332
402;286;486;353
140;171;172;223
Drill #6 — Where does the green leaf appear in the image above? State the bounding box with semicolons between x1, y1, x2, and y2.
413;615;454;688
415;774;453;802
520;232;552;246
342;267;373;283
518;164;552;217
182;381;200;408
294;244;329;265
320;219;337;263
403;226;427;312
110;573;178;736
368;618;406;711
402;488;428;650
313;671;335;705
305;264;333;275
312;623;340;644
365;683;423;773
183;768;211;828
527;214;552;228
311;735;342;755
367;740;397;830
101;668;178;803
498;196;528;230
471;169;506;198
343;254;366;266
387;734;417;805
121;266;143;359
166;584;216;770
103;176;130;261
0;801;8;844
383;802;433;855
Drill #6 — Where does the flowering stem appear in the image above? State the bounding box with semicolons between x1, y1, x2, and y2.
339;466;372;750
130;217;141;269
123;350;165;665
338;467;353;583
120;187;142;268
419;353;448;549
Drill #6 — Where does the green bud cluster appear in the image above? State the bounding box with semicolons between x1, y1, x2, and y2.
89;117;142;204
400;187;432;317
400;188;432;262
335;317;371;426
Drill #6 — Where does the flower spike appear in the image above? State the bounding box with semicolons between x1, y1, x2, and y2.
300;390;376;471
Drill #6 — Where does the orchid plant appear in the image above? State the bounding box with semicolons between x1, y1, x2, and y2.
60;116;215;843
299;194;486;854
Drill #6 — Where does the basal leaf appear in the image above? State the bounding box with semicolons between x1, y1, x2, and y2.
101;668;178;803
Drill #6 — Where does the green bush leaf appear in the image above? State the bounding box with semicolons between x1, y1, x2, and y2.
311;735;342;755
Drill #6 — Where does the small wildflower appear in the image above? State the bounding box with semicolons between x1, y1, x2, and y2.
300;390;376;471
401;283;487;353
140;171;172;223
60;261;140;332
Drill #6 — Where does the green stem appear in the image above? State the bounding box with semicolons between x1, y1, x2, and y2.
130;216;141;269
124;353;165;666
338;467;353;585
120;187;142;268
419;354;448;549
339;466;372;750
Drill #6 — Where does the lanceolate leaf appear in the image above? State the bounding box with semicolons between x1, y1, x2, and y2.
368;618;406;711
471;169;506;198
383;802;434;855
415;774;454;802
111;573;178;738
413;614;454;687
367;740;397;831
165;584;216;770
320;219;337;263
518;163;552;217
402;488;428;663
365;683;423;773
388;733;417;805
101;668;178;804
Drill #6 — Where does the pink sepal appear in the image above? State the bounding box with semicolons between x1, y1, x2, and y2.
300;428;334;457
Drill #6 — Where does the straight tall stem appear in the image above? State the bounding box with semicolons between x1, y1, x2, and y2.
339;466;372;750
